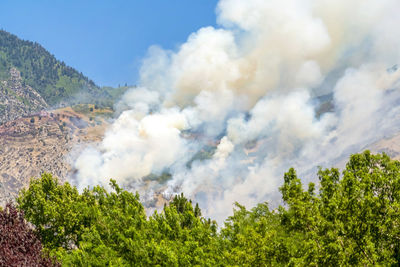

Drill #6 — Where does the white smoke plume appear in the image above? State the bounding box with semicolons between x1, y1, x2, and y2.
74;0;400;222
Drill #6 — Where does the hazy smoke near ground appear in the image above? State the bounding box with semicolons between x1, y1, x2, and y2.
74;0;400;222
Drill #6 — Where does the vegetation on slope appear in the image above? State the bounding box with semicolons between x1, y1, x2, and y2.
0;29;129;107
0;29;96;105
10;151;400;265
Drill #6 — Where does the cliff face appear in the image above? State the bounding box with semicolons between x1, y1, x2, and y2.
0;68;48;124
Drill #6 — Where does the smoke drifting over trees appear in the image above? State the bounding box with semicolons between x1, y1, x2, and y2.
74;0;400;221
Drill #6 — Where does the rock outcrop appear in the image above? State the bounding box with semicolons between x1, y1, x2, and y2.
0;68;48;124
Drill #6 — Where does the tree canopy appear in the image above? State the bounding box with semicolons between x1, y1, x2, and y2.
0;203;59;266
13;151;400;266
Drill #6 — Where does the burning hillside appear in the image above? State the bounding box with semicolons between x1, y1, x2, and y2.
71;0;400;221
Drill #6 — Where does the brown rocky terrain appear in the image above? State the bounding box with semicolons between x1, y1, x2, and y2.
0;107;108;205
367;134;400;160
0;68;47;124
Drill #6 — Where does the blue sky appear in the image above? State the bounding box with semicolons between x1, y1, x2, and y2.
0;0;218;86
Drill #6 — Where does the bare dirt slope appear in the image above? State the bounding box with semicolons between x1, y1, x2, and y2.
367;134;400;160
0;108;107;205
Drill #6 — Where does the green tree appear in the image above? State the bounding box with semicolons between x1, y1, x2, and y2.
146;193;221;266
16;151;400;266
279;151;400;265
220;202;306;266
17;174;147;265
17;173;85;250
17;174;220;266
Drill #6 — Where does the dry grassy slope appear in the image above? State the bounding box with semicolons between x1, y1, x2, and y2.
0;107;108;205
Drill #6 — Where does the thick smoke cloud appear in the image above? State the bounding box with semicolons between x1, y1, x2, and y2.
74;0;400;222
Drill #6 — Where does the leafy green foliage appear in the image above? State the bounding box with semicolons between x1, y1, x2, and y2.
147;194;220;266
17;175;220;266
220;202;308;266
14;151;400;266
279;151;400;265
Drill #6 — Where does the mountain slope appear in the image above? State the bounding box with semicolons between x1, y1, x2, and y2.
0;67;47;123
0;107;108;205
0;29;98;105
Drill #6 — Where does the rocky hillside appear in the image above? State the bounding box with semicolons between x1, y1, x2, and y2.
0;67;47;123
0;107;108;205
0;30;132;204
